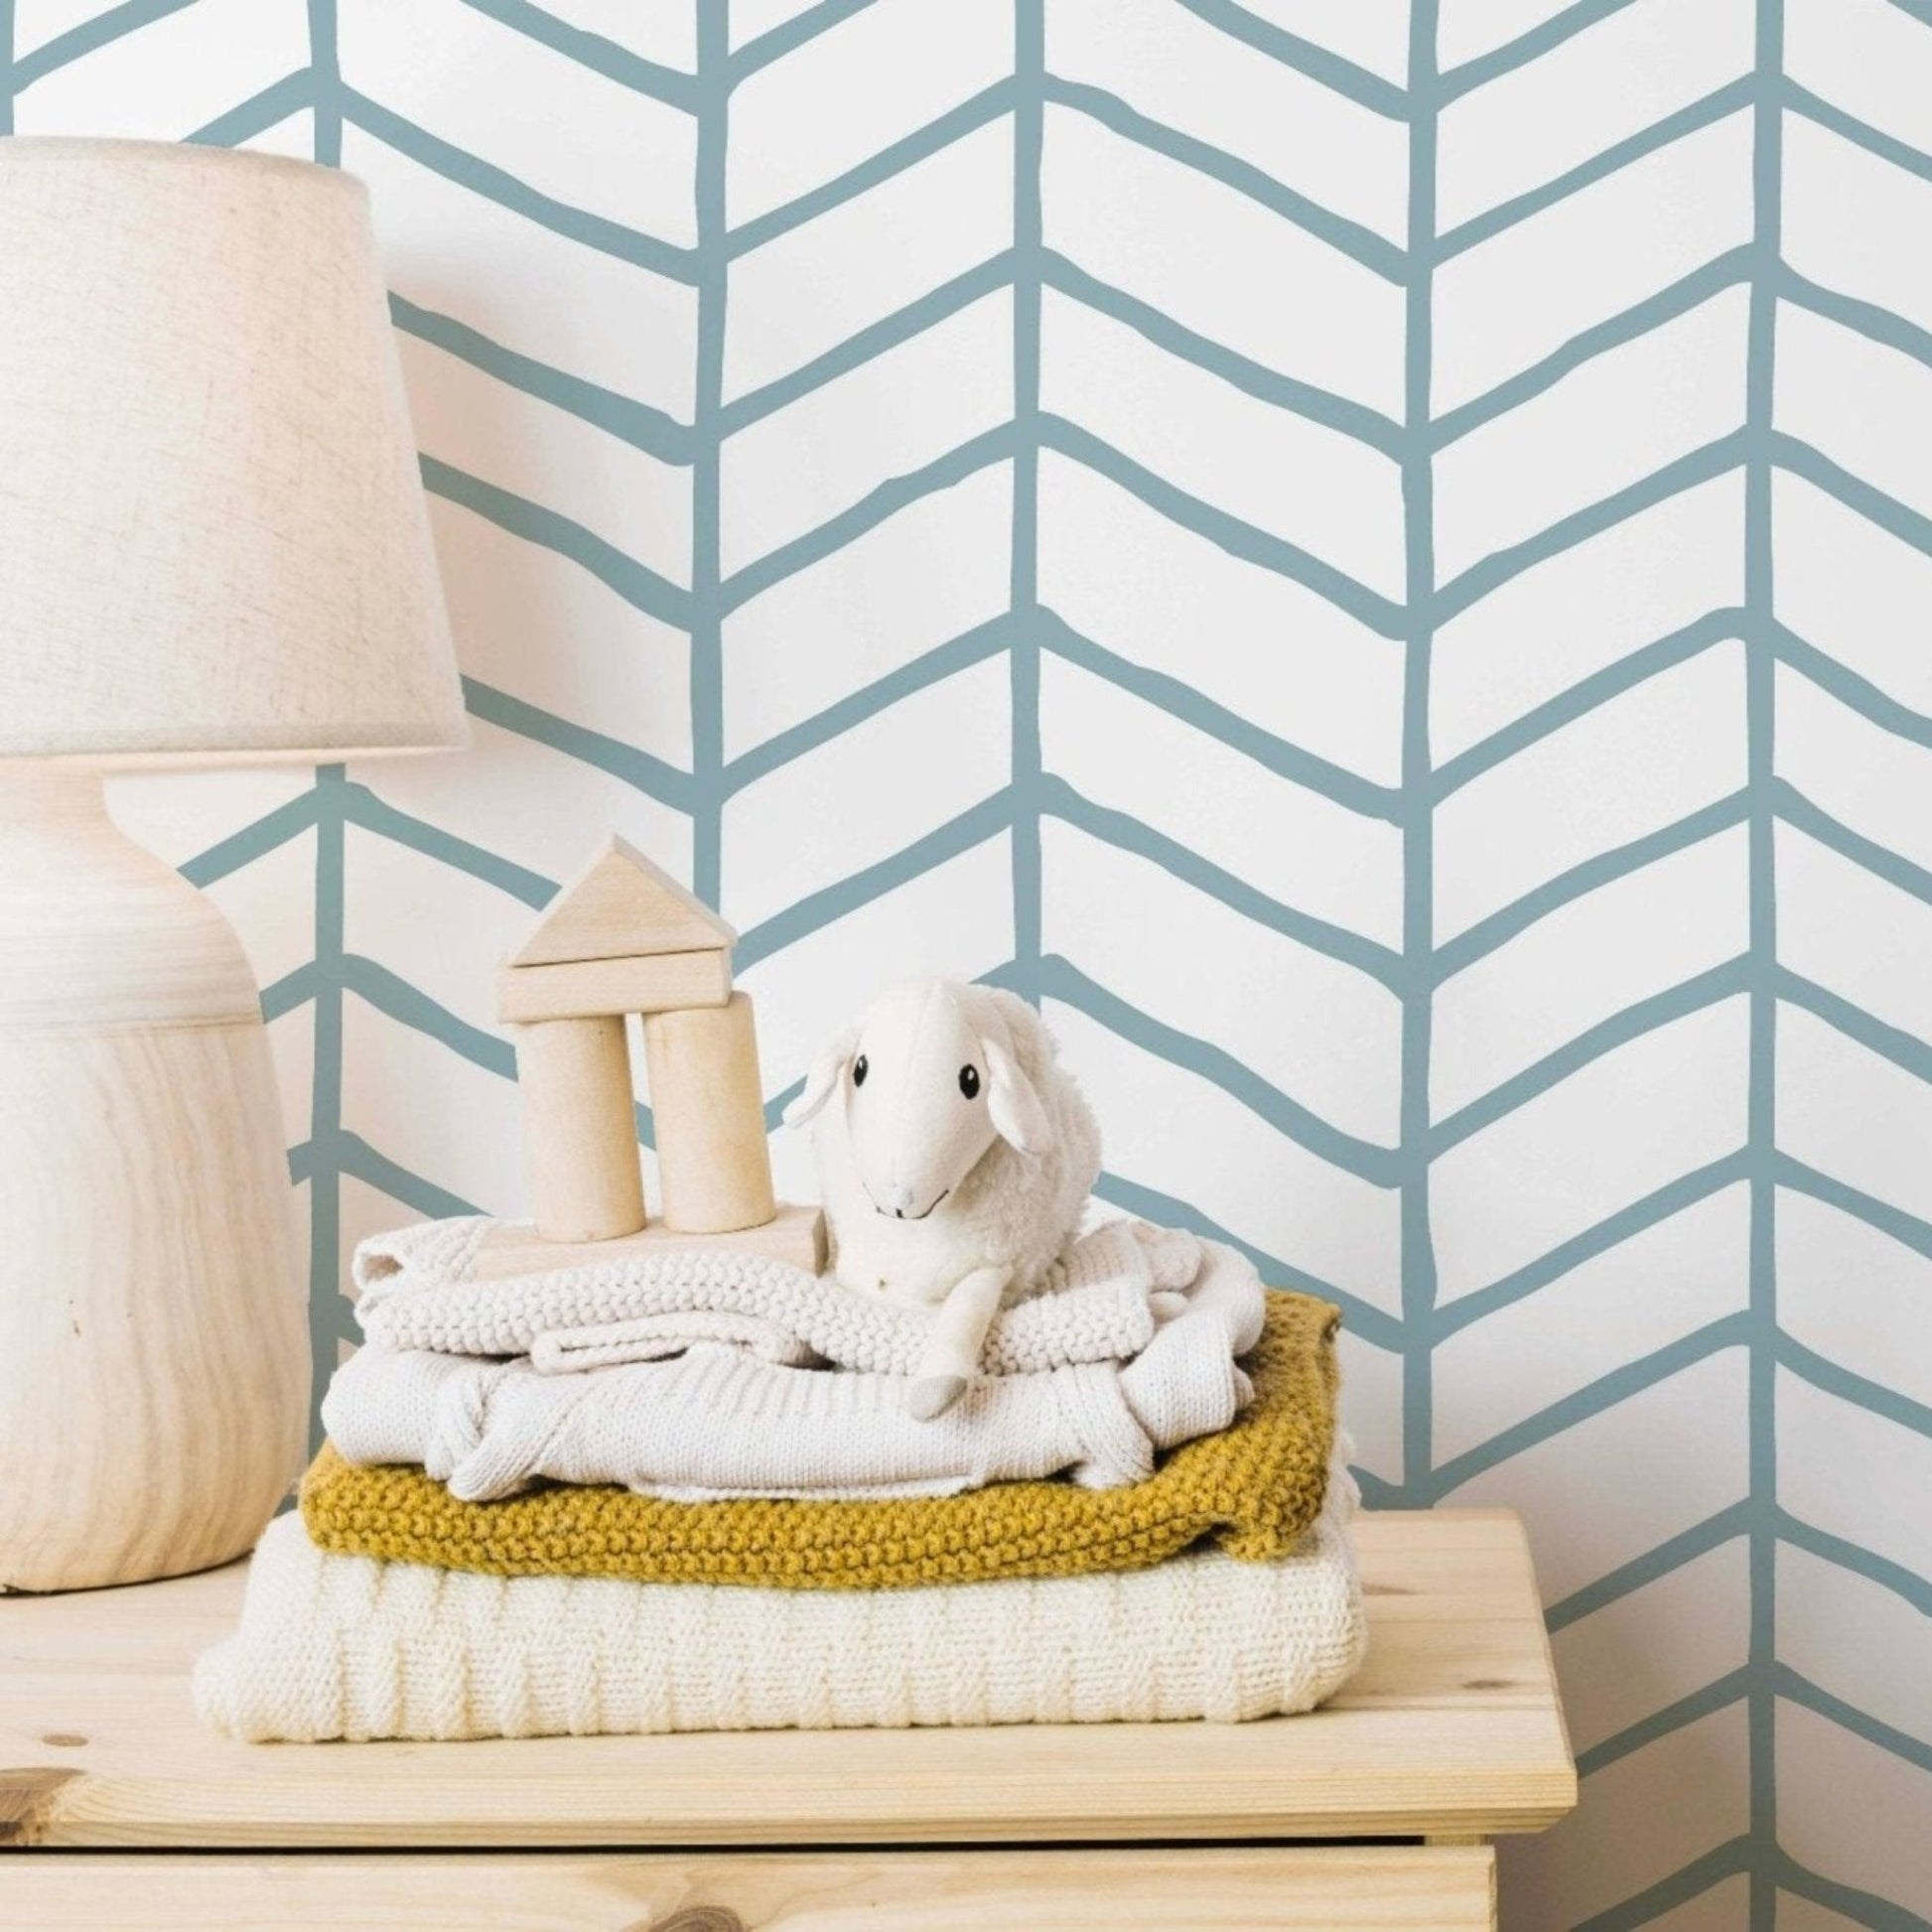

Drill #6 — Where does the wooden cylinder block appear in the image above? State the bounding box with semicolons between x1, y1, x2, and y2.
643;992;776;1235
515;1015;646;1243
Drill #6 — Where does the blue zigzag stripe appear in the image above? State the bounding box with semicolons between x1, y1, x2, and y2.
16;0;1930;1920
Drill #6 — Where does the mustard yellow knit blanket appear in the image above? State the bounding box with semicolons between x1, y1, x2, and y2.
300;1290;1338;1590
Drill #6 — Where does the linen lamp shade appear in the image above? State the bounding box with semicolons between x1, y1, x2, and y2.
0;139;465;1592
0;138;466;762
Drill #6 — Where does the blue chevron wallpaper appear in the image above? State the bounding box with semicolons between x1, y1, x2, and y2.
10;0;1931;1923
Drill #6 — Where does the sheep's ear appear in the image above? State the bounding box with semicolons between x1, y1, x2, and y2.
783;1036;851;1127
983;1035;1050;1155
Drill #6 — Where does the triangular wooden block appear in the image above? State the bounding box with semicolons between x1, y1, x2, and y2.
510;835;736;968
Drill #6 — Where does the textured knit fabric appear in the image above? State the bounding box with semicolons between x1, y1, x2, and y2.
198;1474;1365;1742
322;1242;1263;1501
355;1214;1201;1377
303;1289;1338;1588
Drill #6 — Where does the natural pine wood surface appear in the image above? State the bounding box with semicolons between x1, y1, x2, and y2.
0;1510;1574;1849
0;1847;1497;1930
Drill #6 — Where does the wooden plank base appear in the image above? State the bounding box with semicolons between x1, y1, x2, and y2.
472;1201;828;1281
0;1511;1573;1850
0;1847;1498;1930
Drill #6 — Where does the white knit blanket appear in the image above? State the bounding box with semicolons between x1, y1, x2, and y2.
353;1214;1203;1376
323;1240;1265;1502
195;1470;1366;1741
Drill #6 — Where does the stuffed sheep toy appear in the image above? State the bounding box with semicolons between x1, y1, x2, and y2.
784;979;1101;1419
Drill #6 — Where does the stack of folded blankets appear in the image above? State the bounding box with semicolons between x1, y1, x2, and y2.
196;1217;1367;1742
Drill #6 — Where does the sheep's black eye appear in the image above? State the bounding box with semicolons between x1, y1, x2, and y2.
852;1055;869;1088
959;1063;981;1099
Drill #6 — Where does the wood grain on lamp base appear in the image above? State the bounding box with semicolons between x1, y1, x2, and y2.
473;1202;829;1281
0;1020;309;1592
0;768;309;1594
0;1847;1497;1931
0;1510;1575;1849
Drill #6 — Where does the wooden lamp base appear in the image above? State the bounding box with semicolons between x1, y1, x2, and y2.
0;767;309;1592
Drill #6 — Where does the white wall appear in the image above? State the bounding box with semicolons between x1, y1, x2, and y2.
15;2;1930;1922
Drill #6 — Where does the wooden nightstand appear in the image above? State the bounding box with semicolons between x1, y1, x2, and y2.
1;1508;1574;1929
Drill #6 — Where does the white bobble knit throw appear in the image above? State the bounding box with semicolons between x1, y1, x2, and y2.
195;1475;1366;1743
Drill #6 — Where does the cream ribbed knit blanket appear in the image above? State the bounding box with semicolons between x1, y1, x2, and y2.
354;1215;1201;1376
195;1466;1365;1741
323;1241;1264;1502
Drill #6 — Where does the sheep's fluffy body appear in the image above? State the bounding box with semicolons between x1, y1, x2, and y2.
813;985;1101;1306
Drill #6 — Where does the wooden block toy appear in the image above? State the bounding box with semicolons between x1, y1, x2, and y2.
474;1202;828;1282
644;993;777;1234
497;948;732;1024
513;1016;646;1243
500;834;796;1269
498;838;734;1027
509;835;734;968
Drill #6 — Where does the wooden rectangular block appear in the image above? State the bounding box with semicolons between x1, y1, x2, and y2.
473;1201;827;1281
0;1846;1498;1930
496;946;731;1024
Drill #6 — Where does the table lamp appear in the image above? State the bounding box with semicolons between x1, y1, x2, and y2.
0;140;466;1591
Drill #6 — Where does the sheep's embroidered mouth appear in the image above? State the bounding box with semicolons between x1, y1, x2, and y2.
866;1185;949;1221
